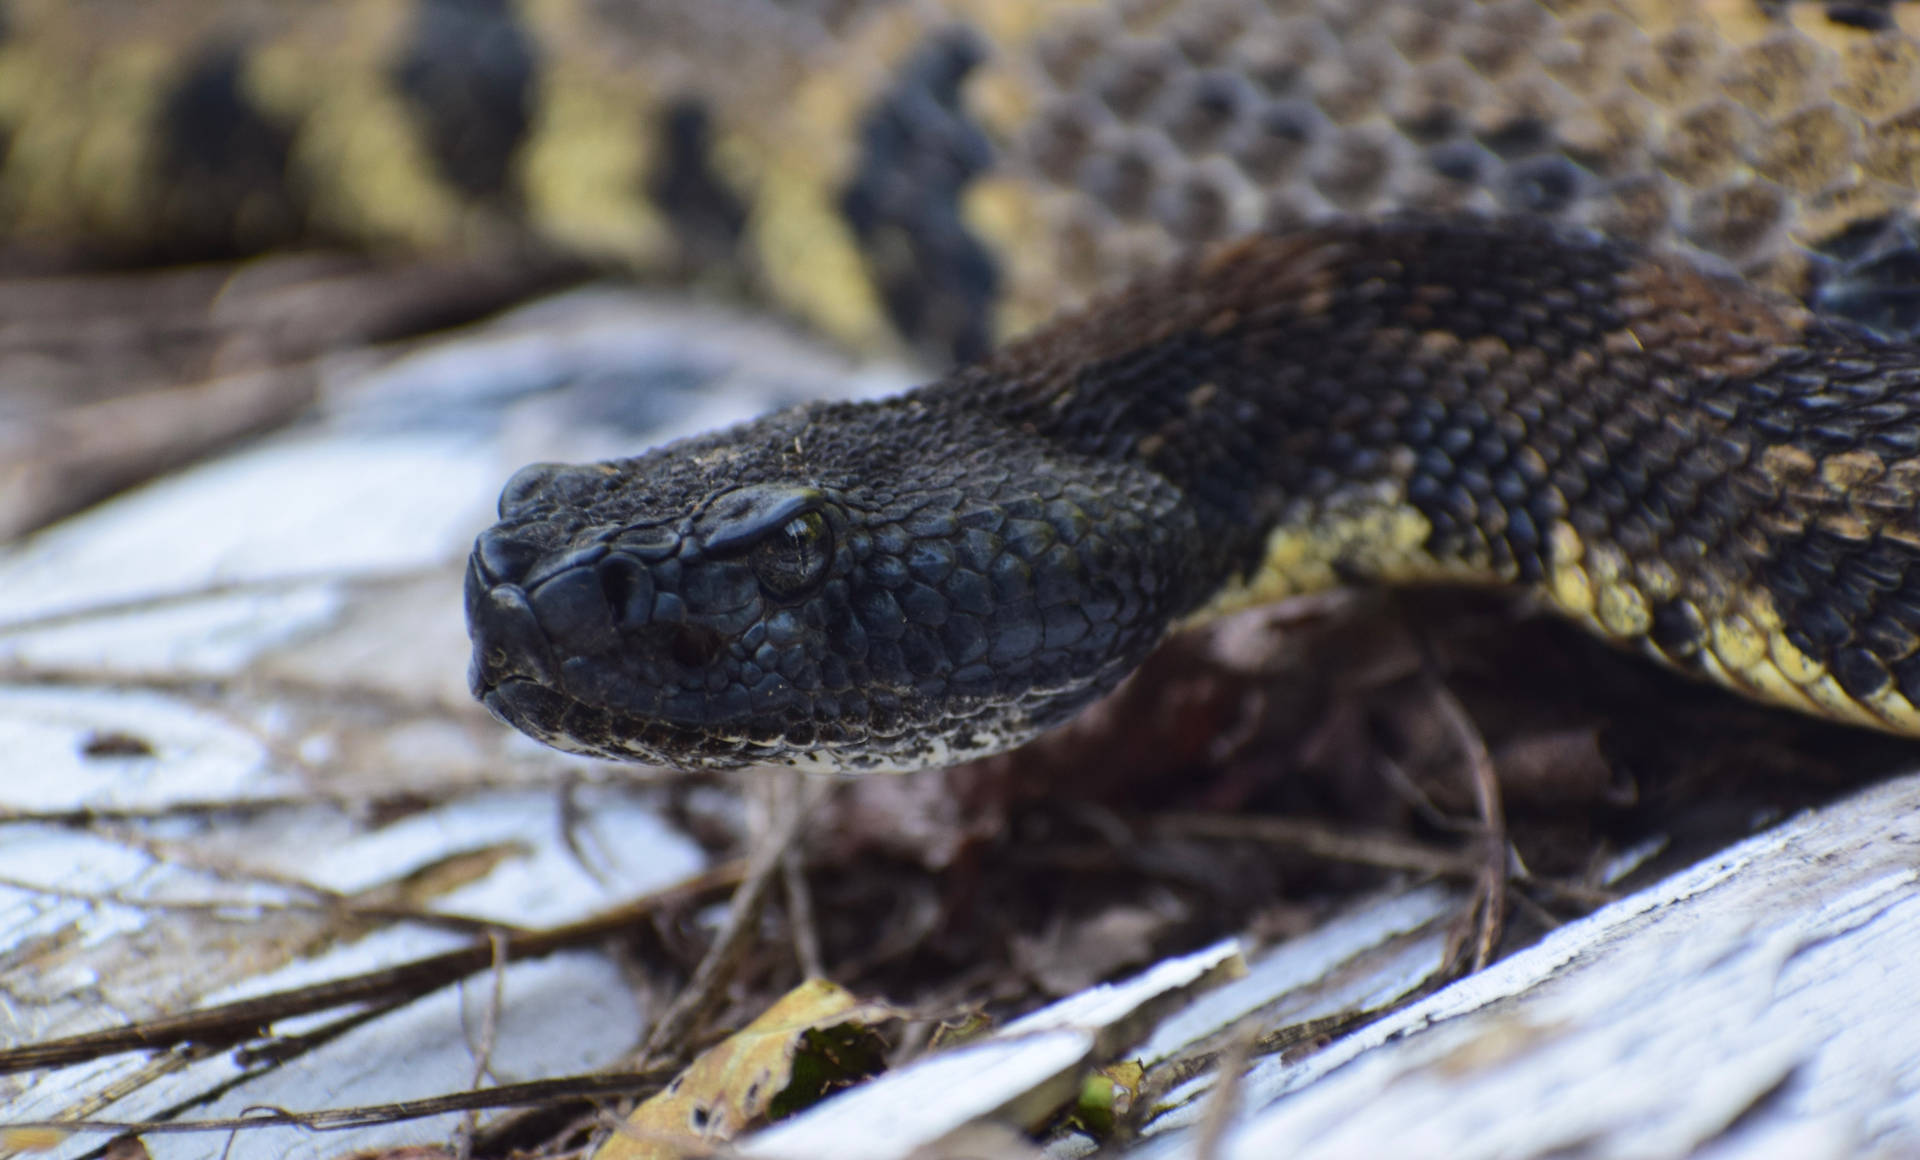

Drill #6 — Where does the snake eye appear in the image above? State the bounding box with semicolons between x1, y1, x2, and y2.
750;510;832;598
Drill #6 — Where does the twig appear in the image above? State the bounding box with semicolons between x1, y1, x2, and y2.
1150;812;1481;878
1372;752;1466;833
558;774;618;890
0;869;524;939
453;930;512;1160
782;841;824;980
1191;1025;1257;1160
0;861;745;1076
1505;883;1565;933
640;774;829;1059
0;1071;676;1138
1138;1007;1398;1118
1426;678;1509;972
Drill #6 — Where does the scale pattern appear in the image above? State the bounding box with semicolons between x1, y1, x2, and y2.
465;217;1920;770
10;2;1920;763
9;1;1920;358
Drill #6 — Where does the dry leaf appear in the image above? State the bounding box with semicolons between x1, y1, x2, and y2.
596;977;894;1160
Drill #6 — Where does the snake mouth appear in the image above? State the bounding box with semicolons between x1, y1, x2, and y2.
479;673;753;767
478;676;562;742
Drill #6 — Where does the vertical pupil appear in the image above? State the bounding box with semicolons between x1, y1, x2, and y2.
752;511;827;596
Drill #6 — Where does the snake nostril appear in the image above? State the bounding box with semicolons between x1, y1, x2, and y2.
670;625;723;669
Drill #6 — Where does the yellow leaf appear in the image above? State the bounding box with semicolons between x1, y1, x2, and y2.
0;1128;70;1152
595;978;893;1160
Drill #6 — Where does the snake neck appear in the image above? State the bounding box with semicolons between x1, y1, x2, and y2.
934;216;1813;617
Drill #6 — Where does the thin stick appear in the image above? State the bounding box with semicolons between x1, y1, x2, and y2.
783;841;825;980
1151;812;1481;878
640;776;826;1059
0;861;745;1076
1191;1026;1258;1160
1427;679;1509;972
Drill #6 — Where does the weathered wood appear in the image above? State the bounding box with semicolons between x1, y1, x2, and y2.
5;288;1917;1159
0;292;890;1159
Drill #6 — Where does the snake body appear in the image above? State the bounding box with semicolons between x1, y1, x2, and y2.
12;1;1920;362
11;1;1920;764
465;214;1920;771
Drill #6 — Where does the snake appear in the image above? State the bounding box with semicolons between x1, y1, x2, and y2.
11;1;1920;769
464;211;1920;771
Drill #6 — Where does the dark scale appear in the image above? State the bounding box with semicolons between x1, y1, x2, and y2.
1476;115;1554;161
1234;100;1321;182
467;215;1920;770
1767;528;1920;700
1092;37;1186;122
1499;154;1589;216
1156;70;1253;154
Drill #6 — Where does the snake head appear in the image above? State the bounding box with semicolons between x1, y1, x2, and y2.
465;402;1195;771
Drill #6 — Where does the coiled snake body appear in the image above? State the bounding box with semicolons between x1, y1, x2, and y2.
465;214;1920;771
11;1;1920;767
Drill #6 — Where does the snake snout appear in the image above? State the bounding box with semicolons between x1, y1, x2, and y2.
467;528;624;695
464;547;558;705
467;517;768;717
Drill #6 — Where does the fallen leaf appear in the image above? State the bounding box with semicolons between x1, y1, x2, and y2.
595;978;895;1160
0;1128;70;1152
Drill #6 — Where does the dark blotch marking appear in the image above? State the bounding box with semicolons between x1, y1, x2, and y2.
647;98;748;273
1800;200;1920;340
1834;645;1892;697
1650;598;1706;657
840;28;1000;365
1753;0;1892;28
394;0;537;201
1894;650;1920;708
1824;4;1895;32
81;731;157;759
157;45;306;255
1764;526;1920;697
